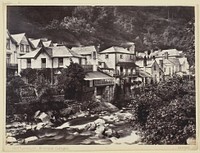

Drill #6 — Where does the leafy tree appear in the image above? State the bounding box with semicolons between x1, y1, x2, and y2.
58;61;85;101
6;76;25;115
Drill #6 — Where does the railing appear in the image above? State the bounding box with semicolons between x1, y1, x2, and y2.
94;79;114;86
82;65;93;72
7;63;18;69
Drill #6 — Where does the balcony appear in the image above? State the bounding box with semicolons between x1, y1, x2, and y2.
82;65;93;72
7;63;18;70
94;79;114;86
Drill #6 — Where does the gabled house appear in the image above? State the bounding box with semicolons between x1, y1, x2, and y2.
99;46;136;76
6;30;18;75
136;58;164;83
18;46;86;84
179;57;189;74
71;45;98;71
11;33;32;56
84;71;114;101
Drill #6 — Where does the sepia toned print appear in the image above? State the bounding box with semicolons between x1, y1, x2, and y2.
6;6;196;146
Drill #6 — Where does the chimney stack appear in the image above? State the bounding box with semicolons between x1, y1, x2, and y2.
143;56;147;67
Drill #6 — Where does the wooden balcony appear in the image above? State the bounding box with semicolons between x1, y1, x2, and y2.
94;79;114;86
82;65;93;72
7;63;18;70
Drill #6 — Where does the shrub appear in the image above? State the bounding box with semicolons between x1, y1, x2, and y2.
143;94;196;144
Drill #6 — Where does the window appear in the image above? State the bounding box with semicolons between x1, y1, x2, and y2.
58;58;63;67
105;54;109;59
6;54;11;64
154;65;156;71
26;45;29;52
93;52;96;60
120;54;123;59
164;67;166;72
6;39;10;50
41;58;46;68
20;44;24;52
27;59;31;68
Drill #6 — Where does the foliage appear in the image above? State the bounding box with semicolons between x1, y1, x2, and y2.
131;76;196;144
57;62;85;101
6;76;25;115
143;95;195;144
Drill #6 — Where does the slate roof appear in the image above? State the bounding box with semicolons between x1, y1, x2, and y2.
84;71;113;80
29;39;42;48
71;46;96;55
19;46;83;59
100;46;131;54
42;40;52;47
18;48;42;59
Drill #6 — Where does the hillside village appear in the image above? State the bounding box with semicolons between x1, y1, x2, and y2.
6;29;196;145
6;30;192;100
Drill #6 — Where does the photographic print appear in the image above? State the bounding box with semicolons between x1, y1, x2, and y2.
5;4;197;148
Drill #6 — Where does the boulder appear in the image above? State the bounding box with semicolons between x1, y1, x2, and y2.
95;124;105;137
104;128;113;137
116;112;134;121
7;137;17;144
24;136;38;144
37;112;51;123
94;138;112;145
34;110;41;118
85;122;96;131
94;119;106;126
60;107;73;117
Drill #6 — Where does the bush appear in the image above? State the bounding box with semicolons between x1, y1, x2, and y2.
143;95;195;144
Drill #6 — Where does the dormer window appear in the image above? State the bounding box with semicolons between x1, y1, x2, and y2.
93;51;96;60
20;44;24;52
26;45;29;52
105;54;109;59
58;58;63;67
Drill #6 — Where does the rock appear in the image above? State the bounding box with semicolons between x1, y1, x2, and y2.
6;132;13;137
103;102;119;112
187;137;196;145
24;136;38;144
116;112;134;121
102;115;117;123
94;138;112;145
81;139;94;145
110;131;141;144
34;110;41;118
35;122;46;130
73;132;79;136
94;119;106;126
95;124;105;136
80;131;94;136
104;128;113;137
37;112;51;123
76;111;89;118
56;122;70;129
60;107;73;117
7;137;17;143
85;122;96;131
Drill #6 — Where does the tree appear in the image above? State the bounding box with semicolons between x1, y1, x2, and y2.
58;61;85;101
6;76;25;115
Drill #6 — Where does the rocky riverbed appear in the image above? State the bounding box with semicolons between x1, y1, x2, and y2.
6;109;143;145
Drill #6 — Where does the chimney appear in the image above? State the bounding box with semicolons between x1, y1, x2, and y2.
129;43;135;54
159;59;163;68
143;56;147;67
164;52;169;59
